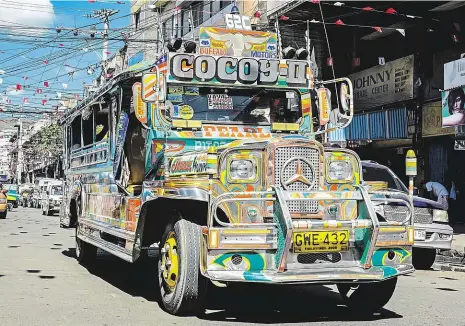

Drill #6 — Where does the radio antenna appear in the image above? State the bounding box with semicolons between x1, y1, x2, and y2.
318;2;341;135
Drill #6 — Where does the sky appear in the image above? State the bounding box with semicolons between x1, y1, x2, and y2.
0;0;131;128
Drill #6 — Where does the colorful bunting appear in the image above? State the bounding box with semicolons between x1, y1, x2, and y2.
335;19;345;26
44;81;49;87
43;60;49;65
62;83;68;89
396;29;406;37
16;84;22;91
362;6;374;11
386;8;397;14
42;99;47;105
23;98;28;104
36;89;42;94
327;57;333;66
372;26;383;33
279;15;289;20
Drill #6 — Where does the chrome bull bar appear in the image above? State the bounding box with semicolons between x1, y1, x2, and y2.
207;186;414;272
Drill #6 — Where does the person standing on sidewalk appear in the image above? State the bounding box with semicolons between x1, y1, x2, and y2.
422;181;449;210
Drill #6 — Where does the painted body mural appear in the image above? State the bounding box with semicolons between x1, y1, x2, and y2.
59;24;414;316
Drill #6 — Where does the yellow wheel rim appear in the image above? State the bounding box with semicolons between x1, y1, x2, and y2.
161;232;179;291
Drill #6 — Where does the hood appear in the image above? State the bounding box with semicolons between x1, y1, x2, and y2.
412;195;444;210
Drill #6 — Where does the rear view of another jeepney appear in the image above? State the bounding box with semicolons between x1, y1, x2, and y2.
202;80;414;312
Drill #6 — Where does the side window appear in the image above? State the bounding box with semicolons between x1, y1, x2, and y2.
71;115;82;150
95;107;109;142
82;108;94;146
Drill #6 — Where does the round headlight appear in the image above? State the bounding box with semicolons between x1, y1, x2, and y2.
229;159;255;180
328;161;353;181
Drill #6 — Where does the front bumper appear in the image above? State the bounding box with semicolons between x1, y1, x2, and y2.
414;223;453;250
204;265;414;284
202;187;415;284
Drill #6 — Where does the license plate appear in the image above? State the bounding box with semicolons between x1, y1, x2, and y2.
414;230;426;240
293;230;349;253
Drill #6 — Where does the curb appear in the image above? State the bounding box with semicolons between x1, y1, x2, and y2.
433;262;465;273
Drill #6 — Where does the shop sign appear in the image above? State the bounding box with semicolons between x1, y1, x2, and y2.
349;55;414;110
422;101;454;137
444;57;465;90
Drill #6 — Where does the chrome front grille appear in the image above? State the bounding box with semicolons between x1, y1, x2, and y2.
384;205;433;224
274;146;320;214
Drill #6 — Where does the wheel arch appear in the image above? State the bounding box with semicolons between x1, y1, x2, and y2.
133;197;208;260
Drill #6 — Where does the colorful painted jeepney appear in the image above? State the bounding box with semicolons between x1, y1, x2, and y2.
60;25;415;315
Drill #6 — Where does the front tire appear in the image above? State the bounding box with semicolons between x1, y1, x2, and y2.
75;225;97;265
337;277;397;312
158;219;206;316
413;247;436;270
0;211;6;219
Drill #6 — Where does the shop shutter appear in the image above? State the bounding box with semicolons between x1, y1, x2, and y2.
328;123;347;142
429;142;448;183
347;114;369;140
388;107;407;139
368;111;387;139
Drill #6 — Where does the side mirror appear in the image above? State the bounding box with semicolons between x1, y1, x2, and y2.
46;191;49;195
141;72;165;103
317;87;331;126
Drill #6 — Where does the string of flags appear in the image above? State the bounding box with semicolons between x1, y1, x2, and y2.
309;1;431;21
278;16;406;37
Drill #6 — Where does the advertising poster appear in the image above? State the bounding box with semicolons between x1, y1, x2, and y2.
198;27;277;58
441;87;465;127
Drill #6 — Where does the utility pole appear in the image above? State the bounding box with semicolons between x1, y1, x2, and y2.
85;9;119;61
15;119;22;184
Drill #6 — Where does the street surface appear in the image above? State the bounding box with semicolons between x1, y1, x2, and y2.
1;208;465;326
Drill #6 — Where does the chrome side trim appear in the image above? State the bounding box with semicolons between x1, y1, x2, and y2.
79;217;135;240
77;230;134;263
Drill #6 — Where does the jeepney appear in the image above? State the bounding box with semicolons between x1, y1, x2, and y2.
59;23;414;315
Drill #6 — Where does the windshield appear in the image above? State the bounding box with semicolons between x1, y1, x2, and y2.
164;86;301;124
362;165;408;192
51;186;63;196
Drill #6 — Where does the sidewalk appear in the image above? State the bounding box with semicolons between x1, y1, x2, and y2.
451;224;465;255
434;224;465;272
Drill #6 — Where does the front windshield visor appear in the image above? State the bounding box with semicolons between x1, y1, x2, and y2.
164;86;302;125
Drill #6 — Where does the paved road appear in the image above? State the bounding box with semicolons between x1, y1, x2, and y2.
1;208;465;326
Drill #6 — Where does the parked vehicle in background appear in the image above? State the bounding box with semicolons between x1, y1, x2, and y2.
32;178;56;209
0;188;7;219
40;182;63;216
3;184;19;209
19;183;33;207
30;186;41;208
362;161;453;270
